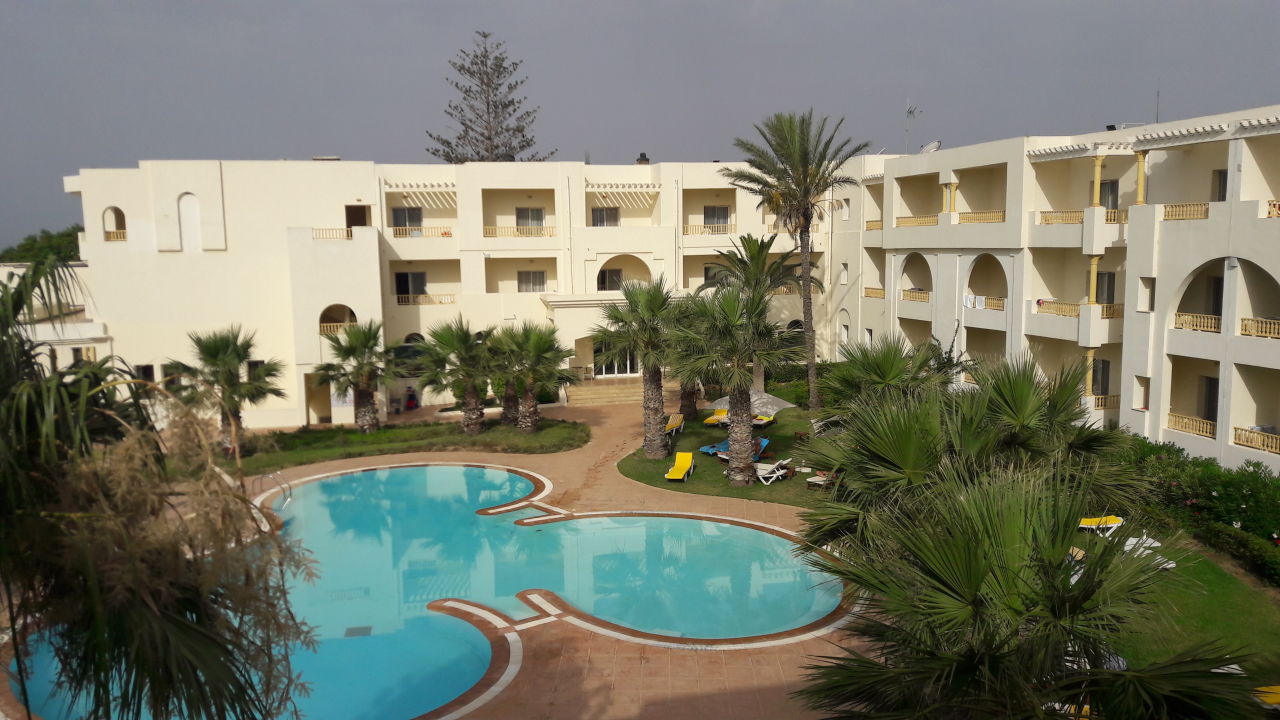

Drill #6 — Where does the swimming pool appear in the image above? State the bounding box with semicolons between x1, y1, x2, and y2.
14;464;841;720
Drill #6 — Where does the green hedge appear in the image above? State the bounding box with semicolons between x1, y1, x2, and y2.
766;361;839;384
1192;521;1280;586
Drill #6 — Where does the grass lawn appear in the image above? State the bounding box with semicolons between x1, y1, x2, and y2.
234;419;590;475
616;407;824;509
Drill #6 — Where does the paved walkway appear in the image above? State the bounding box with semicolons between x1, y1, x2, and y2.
251;404;857;720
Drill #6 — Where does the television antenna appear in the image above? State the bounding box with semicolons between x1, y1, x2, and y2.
905;103;923;153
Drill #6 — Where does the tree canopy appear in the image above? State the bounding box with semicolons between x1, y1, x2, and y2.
1;224;82;262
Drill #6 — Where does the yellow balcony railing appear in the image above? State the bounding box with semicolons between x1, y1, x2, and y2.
318;322;356;335
1268;200;1280;218
391;226;454;238
1040;210;1084;225
484;226;555;237
1100;303;1124;319
770;286;799;296
1105;208;1128;224
865;219;883;231
1169;412;1216;438
767;221;819;234
1235;427;1280;454
985;296;1006;311
1091;394;1120;410
902;289;931;302
896;215;938;227
863;287;885;299
396;294;457;306
958;210;1006;224
1241;317;1280;339
1037;300;1080;318
1174;312;1221;333
104;229;128;241
313;228;353;240
1163;203;1209;221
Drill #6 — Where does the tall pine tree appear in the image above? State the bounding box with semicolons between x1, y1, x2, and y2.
427;31;555;163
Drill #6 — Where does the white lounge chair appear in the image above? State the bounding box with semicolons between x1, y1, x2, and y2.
755;458;791;485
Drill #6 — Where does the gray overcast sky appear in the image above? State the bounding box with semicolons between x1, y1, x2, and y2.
2;0;1278;247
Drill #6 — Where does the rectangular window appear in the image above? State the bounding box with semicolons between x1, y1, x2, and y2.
1091;358;1111;396
703;265;717;285
517;270;546;293
841;198;851;221
1096;271;1116;305
840;262;850;285
591;207;620;227
136;364;156;383
516;207;545;227
1134;375;1150;411
597;268;623;291
1099;180;1119;210
841;324;850;344
71;347;84;364
864;328;874;345
392;207;423;232
394;271;427;296
703;205;730;227
345;205;370;228
1212;169;1228;202
1139;277;1155;312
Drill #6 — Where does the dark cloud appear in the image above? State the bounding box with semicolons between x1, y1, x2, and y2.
2;0;1277;244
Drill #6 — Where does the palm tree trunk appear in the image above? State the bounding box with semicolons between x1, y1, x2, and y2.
679;381;699;419
641;364;668;459
726;386;755;487
354;388;379;434
517;386;539;433
229;409;245;482
461;384;484;435
800;224;820;409
500;380;518;425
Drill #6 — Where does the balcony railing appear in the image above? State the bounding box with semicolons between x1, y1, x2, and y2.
318;322;356;335
1090;394;1120;410
865;219;883;231
1100;303;1124;319
484;226;555;237
985;296;1006;311
1241;317;1280;339
1268;201;1280;218
1040;210;1084;225
767;221;819;234
1163;203;1209;221
313;228;353;240
396;294;457;306
1235;427;1280;454
896;215;938;227
683;223;735;236
901;289;931;302
1173;312;1221;333
958;210;1007;224
1037;300;1080;318
770;286;798;296
104;230;128;241
391;226;454;238
1169;412;1216;438
1105;209;1128;224
863;287;886;299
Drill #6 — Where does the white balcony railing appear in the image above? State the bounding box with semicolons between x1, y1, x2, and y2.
484;226;555;237
683;224;735;236
313;228;352;240
395;294;457;306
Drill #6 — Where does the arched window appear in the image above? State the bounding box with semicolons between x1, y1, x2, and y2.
404;333;425;344
787;320;804;331
178;193;201;250
318;305;357;334
103;207;127;241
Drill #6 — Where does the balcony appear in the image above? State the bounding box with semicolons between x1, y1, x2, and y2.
313;228;352;240
902;289;931;303
318;321;356;335
767;221;819;235
1040;210;1084;225
958;210;1006;224
391;226;453;238
1163;203;1210;221
1100;303;1123;319
865;220;883;231
1241;317;1280;339
896;215;938;228
683;223;735;236
1037;300;1080;318
104;230;127;241
1090;394;1120;410
863;287;886;299
1105;209;1128;224
484;226;555;238
1169;412;1216;438
395;294;457;306
1235;426;1280;454
1174;313;1221;333
1269;201;1280;218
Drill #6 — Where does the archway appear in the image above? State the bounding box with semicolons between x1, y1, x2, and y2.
319;304;357;333
1172;259;1226;331
966;253;1007;298
596;254;652;291
103;206;126;240
177;193;201;249
900;252;932;292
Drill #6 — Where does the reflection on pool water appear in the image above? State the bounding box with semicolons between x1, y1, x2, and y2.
15;464;841;720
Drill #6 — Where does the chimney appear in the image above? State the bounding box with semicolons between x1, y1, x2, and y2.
635;152;650;165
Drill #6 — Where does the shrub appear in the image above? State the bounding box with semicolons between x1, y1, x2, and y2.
766;361;839;384
1193;522;1280;586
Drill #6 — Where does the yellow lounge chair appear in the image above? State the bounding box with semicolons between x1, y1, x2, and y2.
752;414;775;427
1079;515;1124;537
666;452;694;482
1255;685;1280;708
664;413;685;436
703;408;728;425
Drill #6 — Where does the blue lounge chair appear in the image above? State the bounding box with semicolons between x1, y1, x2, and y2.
711;437;771;462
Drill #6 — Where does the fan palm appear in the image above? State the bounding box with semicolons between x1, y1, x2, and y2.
313;320;402;434
671;287;803;485
799;474;1261;719
819;335;947;418
592;277;678;458
170;325;285;472
417;316;494;435
721;110;869;409
487;325;522;426
506;321;576;433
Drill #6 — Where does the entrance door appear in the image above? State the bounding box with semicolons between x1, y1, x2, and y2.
593;342;637;376
345;205;371;228
1201;376;1219;424
1099;180;1120;210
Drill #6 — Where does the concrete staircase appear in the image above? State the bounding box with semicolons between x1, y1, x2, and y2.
565;377;682;407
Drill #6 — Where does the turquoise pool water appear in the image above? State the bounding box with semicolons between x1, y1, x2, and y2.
14;464;840;719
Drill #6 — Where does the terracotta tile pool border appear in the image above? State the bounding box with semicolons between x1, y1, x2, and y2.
415;600;524;720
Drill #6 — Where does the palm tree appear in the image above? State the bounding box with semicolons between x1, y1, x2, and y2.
818;335;946;418
670;297;704;419
488;325;522;426
721;110;869;409
417;316;494;435
313;320;401;434
798;475;1260;719
507;322;576;433
672;287;803;486
171;325;285;472
592;278;678;458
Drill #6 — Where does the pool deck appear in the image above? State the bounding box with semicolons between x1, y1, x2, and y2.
248;404;864;720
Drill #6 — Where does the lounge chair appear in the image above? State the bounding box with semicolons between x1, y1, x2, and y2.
755;458;791;485
698;439;730;456
752;414;775;428
664;413;685;436
715;437;770;462
703;409;728;425
1078;515;1124;537
665;452;694;482
1255;685;1280;709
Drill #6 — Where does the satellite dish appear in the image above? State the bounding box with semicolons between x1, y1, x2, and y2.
919;140;942;153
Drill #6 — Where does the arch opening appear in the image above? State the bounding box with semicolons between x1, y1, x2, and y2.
900;252;932;292
596;254;652;291
103;207;127;241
